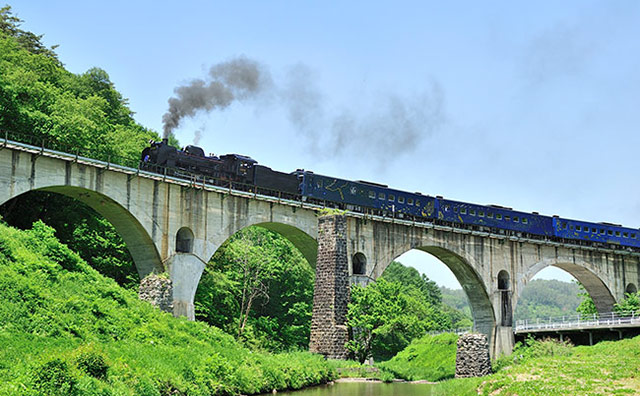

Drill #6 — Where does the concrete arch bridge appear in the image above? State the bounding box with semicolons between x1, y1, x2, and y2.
1;138;638;358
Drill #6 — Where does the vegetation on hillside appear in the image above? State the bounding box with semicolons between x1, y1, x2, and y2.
515;279;583;320
377;333;458;382
0;220;335;395
195;226;314;352
346;261;472;362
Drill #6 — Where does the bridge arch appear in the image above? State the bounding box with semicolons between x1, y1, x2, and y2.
380;245;496;347
518;258;617;314
0;186;163;278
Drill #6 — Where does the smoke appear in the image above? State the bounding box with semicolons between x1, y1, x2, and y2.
280;67;445;159
193;129;202;146
163;57;446;161
162;56;272;138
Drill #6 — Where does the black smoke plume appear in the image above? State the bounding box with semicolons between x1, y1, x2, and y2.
162;56;271;138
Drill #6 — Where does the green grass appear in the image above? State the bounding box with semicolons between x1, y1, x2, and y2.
376;333;458;382
421;336;640;395
0;221;335;395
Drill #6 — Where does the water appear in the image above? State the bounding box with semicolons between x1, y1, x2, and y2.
277;381;434;396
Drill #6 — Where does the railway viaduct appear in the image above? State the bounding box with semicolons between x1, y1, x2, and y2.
1;139;639;358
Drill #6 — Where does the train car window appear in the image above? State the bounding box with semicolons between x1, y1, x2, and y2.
592;228;597;233
416;200;420;207
576;226;581;231
470;209;476;216
600;229;605;234
398;196;405;203
388;195;395;202
369;191;376;199
461;208;467;214
454;207;459;213
444;204;450;211
623;232;629;238
632;233;637;239
350;186;357;195
616;231;621;237
608;230;613;236
408;198;414;205
488;212;493;218
570;225;574;230
522;218;528;224
479;211;485;217
316;180;323;188
496;213;502;220
379;193;385;200
514;217;519;223
505;215;510;221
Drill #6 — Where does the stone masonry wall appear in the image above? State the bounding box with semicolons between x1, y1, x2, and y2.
455;333;492;378
309;215;350;359
139;274;173;314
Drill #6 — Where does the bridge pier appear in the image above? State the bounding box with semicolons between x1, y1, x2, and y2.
309;215;350;359
166;253;206;320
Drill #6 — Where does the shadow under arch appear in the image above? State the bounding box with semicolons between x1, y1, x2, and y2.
518;260;617;313
392;246;496;344
2;186;163;278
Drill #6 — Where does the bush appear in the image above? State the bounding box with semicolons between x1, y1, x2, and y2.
32;358;78;396
75;347;109;379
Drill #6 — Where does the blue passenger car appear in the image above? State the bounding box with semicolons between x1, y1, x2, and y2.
553;217;640;248
300;172;437;219
436;198;554;237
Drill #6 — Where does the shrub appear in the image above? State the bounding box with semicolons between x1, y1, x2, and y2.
32;358;78;396
75;347;109;379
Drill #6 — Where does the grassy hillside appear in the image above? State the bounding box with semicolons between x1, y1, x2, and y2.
425;336;640;395
376;333;458;381
0;221;334;395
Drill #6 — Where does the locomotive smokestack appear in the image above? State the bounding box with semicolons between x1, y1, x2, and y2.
162;56;271;138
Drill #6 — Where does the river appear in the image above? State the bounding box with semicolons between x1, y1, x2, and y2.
277;381;435;396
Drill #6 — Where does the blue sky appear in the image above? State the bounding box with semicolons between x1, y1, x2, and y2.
10;1;640;288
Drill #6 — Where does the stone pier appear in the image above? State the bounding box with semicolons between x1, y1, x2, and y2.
309;215;350;359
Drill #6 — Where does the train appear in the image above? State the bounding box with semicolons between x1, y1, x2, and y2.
141;139;640;250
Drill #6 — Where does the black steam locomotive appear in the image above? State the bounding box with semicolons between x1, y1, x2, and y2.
140;139;301;195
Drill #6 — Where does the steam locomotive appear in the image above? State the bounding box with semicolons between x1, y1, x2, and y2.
141;139;640;250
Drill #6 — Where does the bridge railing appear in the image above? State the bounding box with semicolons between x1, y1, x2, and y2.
426;327;473;337
1;129;311;203
515;310;640;332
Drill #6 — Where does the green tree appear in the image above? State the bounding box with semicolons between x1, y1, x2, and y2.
346;278;451;363
576;283;598;316
194;227;314;351
381;261;442;306
614;292;640;314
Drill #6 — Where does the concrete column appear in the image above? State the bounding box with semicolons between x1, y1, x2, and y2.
309;215;350;359
165;253;206;320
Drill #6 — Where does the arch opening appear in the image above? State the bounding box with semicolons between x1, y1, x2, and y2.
498;270;510;290
515;263;616;326
626;283;637;294
384;248;493;347
176;227;194;253
352;252;367;275
194;223;318;352
497;270;512;326
0;188;162;281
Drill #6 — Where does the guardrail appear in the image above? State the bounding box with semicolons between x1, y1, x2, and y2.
427;327;473;336
515;310;640;332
